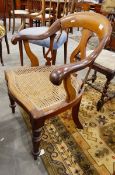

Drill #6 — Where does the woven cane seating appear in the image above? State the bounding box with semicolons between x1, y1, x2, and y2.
5;66;81;111
5;12;111;160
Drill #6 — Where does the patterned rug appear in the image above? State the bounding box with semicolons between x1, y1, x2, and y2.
20;76;115;175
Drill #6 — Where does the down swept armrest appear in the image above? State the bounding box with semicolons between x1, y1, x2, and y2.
11;19;61;45
50;57;94;86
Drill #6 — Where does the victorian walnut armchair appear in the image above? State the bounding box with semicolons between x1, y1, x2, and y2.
5;12;111;160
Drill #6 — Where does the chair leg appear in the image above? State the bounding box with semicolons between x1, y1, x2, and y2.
0;41;4;66
31;119;44;160
4;34;10;54
43;47;45;57
19;40;24;66
52;50;57;65
92;70;97;83
12;16;15;34
9;15;11;31
64;41;67;64
29;18;33;27
97;76;112;111
8;93;16;114
72;97;83;129
18;17;26;32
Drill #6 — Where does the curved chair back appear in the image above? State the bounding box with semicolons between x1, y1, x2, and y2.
47;12;112;64
12;12;111;68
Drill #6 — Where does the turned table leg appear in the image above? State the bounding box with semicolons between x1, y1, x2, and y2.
97;76;112;111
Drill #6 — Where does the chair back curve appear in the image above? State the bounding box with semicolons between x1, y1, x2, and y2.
12;12;112;44
60;12;112;62
39;12;111;65
11;12;112;68
61;12;111;38
49;12;112;86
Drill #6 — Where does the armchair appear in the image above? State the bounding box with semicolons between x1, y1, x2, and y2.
8;0;30;34
5;12;111;160
17;0;76;66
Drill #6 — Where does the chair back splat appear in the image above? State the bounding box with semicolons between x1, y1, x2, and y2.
6;12;111;160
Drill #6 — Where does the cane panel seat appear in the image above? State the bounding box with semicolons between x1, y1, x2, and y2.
6;66;81;113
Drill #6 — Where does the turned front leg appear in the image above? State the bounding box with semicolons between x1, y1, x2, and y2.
8;93;16;113
31;118;44;160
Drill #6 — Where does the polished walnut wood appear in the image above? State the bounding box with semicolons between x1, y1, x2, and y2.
6;12;111;160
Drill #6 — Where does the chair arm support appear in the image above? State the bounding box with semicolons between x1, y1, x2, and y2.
11;19;61;45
